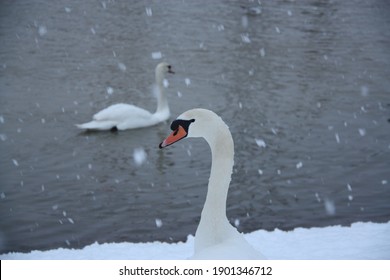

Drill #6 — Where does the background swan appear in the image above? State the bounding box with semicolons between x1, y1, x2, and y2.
159;108;265;259
76;62;174;131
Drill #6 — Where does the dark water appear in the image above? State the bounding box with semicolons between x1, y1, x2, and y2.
0;0;389;254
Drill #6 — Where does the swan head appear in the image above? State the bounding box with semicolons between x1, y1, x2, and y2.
159;108;224;148
156;62;175;76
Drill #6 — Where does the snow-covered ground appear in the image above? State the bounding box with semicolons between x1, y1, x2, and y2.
2;221;389;260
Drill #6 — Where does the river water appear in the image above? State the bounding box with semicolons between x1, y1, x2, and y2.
0;0;389;254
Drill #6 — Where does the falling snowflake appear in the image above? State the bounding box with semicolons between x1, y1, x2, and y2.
118;62;127;72
133;147;147;166
145;7;152;16
155;218;163;228
38;25;47;36
151;52;162;59
255;138;266;148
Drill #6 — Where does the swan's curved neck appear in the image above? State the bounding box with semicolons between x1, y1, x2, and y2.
155;71;169;114
194;120;236;252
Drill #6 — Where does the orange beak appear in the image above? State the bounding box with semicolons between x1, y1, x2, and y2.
159;125;188;148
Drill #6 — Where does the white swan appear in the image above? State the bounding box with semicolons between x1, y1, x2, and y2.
76;62;174;131
159;108;265;259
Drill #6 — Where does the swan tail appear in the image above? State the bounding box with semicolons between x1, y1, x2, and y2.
75;120;117;130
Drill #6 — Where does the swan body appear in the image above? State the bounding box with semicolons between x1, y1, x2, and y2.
159;108;265;259
76;62;174;131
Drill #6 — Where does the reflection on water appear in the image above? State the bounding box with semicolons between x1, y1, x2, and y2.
0;0;389;253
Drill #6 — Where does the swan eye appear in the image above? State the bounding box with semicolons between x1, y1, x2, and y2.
170;119;195;132
166;65;174;74
170;121;178;131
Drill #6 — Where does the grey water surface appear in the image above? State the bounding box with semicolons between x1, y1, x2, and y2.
0;0;389;254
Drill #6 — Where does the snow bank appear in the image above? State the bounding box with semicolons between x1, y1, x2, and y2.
2;221;389;260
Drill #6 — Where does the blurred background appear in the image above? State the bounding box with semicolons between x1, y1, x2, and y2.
0;0;389;254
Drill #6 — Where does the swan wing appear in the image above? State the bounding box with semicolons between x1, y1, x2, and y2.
94;103;158;130
76;103;156;130
93;103;152;122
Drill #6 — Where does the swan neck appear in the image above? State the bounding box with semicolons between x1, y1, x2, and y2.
203;133;234;219
155;71;169;114
156;69;165;86
195;122;235;252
